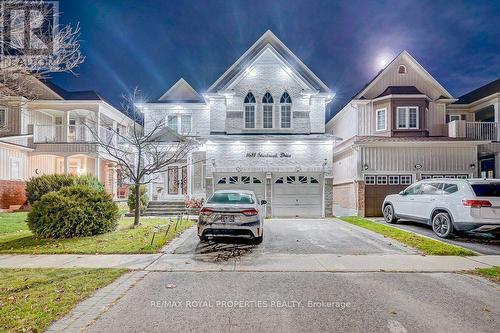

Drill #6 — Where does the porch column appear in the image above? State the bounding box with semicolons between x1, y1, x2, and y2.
496;153;500;179
63;112;70;141
493;100;499;141
63;156;69;175
94;156;100;180
187;153;192;196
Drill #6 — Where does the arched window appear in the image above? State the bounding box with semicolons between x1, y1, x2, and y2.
398;65;407;74
262;92;274;128
280;92;292;128
244;92;256;128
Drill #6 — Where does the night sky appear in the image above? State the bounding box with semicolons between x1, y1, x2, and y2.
51;0;500;120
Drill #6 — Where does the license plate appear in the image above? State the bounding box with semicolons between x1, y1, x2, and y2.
220;215;235;223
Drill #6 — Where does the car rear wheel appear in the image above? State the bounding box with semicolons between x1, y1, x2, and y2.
383;204;398;224
432;212;454;238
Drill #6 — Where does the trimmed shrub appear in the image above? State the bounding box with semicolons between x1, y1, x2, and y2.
127;185;148;213
27;185;119;239
26;174;104;204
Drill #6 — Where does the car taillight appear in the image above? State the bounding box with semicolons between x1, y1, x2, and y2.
462;200;492;208
200;207;214;216
241;209;258;216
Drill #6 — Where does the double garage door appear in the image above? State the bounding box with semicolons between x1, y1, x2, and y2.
213;173;322;217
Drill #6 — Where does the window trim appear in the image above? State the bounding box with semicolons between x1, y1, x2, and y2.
166;114;192;135
279;92;292;129
243;92;256;129
9;157;23;180
0;107;7;129
375;108;387;131
244;104;256;129
396;106;419;129
262;92;274;129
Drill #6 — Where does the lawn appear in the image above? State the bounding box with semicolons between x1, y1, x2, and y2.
466;266;500;284
338;216;476;256
0;213;194;254
0;268;126;332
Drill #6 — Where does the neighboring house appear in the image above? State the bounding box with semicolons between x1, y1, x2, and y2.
447;79;500;178
0;79;139;210
141;30;336;217
326;51;490;217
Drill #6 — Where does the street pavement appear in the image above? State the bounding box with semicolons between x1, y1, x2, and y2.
86;271;500;333
371;217;500;255
78;218;500;333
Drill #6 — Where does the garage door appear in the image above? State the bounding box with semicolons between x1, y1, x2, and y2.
272;174;322;217
364;174;411;217
213;173;266;201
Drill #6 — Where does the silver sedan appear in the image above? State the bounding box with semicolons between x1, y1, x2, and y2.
197;190;266;243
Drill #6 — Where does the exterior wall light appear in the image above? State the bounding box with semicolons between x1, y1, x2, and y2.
414;164;423;169
470;163;476;169
363;164;369;170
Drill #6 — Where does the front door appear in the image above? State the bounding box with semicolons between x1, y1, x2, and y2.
167;166;187;196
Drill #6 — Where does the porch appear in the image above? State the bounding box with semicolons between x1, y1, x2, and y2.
29;153;129;199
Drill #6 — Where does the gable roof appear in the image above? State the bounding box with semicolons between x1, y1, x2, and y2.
157;78;204;103
375;86;424;98
352;50;453;100
454;78;500;104
207;30;329;94
39;79;105;101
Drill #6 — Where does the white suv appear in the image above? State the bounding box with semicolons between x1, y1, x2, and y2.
382;179;500;238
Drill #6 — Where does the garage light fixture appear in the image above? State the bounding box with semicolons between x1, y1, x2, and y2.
470;163;476;169
363;164;369;170
414;164;423;169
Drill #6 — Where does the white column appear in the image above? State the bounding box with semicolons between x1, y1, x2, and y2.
63;156;69;175
94;156;100;180
63;112;70;141
493;100;499;141
495;153;500;179
187;153;192;196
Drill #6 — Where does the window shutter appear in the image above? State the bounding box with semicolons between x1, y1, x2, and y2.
461;114;466;120
445;115;450;123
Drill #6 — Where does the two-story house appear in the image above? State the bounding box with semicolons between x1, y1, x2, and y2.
0;78;139;210
447;79;500;178
326;51;489;217
142;31;336;217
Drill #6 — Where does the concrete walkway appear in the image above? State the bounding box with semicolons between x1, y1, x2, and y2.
0;252;498;272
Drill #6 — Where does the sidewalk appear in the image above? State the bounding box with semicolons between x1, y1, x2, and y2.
0;252;498;272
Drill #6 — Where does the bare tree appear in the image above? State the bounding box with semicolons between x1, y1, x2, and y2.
84;88;198;227
0;0;85;98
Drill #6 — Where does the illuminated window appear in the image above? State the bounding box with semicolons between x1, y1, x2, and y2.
280;92;292;128
262;92;274;128
244;92;256;128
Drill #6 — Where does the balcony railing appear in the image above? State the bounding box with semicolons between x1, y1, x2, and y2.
34;125;117;144
448;120;498;141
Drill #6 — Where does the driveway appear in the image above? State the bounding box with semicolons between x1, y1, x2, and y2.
171;218;416;256
371;218;500;255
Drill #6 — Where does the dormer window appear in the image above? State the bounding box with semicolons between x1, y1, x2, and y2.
262;92;274;129
280;92;292;128
244;92;256;128
398;65;407;74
